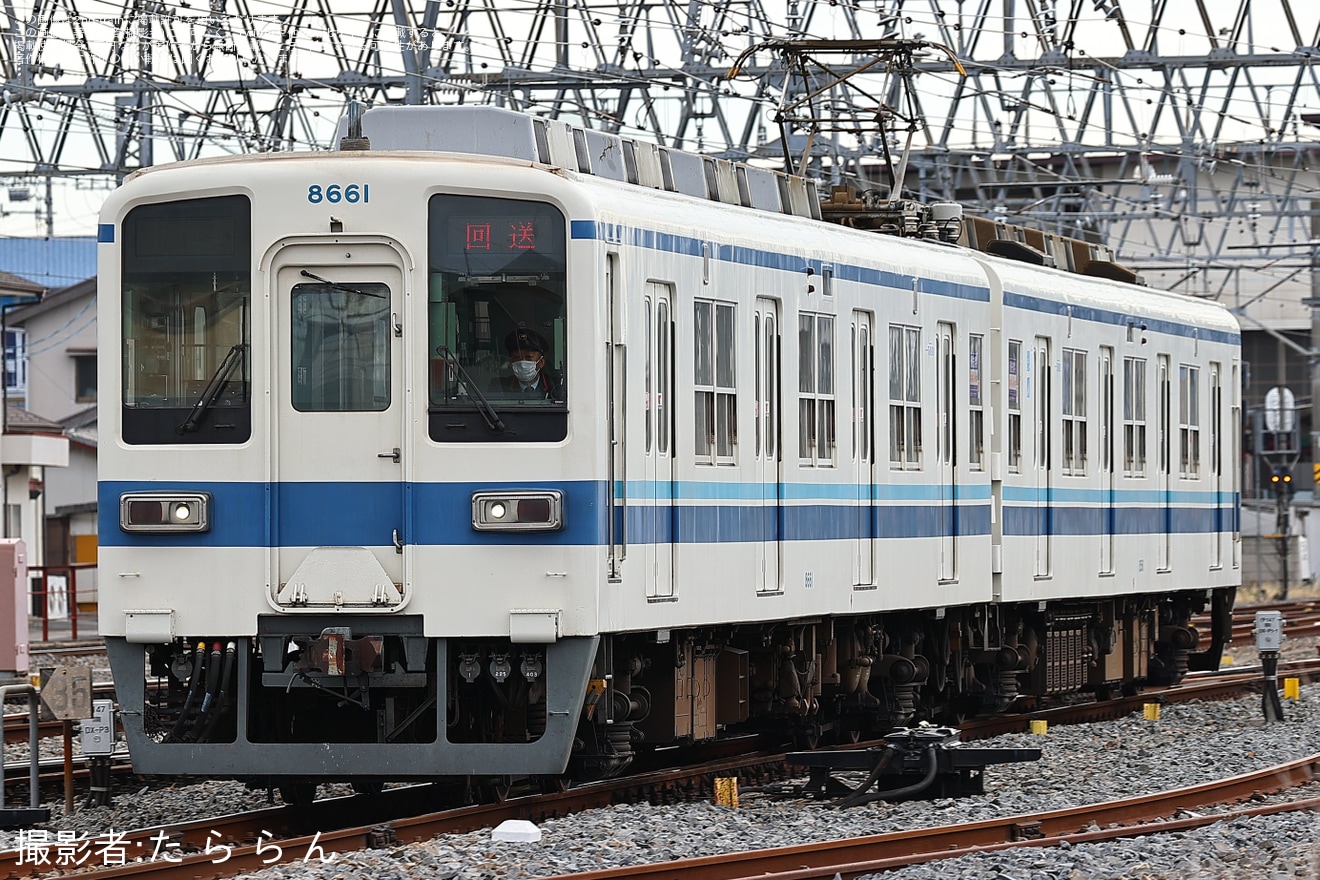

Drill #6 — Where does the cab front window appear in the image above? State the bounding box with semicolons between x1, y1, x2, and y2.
427;195;567;442
120;195;251;445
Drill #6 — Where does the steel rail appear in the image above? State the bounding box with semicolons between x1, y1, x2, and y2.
649;796;1320;880
531;755;1320;880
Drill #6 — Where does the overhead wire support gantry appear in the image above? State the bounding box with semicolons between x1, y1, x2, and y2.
729;37;966;194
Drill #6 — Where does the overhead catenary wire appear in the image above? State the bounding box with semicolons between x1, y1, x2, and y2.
1;0;1318;264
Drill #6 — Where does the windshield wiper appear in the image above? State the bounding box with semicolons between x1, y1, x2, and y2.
435;346;506;433
177;343;247;434
299;269;386;298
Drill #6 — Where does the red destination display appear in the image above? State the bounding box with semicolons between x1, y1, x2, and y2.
462;219;539;252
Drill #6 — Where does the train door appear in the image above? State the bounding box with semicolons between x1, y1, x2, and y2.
851;311;874;586
644;282;675;599
1100;346;1115;574
607;254;626;581
755;298;782;593
1034;337;1052;577
937;322;957;582
1231;364;1241;569
1157;354;1171;571
269;243;406;608
1210;362;1223;568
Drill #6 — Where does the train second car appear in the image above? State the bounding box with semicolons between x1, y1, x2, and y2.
97;106;1239;794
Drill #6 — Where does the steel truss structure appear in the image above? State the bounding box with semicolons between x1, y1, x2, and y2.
1;0;1319;319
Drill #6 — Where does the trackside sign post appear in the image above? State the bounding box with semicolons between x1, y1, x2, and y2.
38;666;92;813
38;666;92;721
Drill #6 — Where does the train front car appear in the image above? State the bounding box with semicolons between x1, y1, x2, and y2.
97;134;604;796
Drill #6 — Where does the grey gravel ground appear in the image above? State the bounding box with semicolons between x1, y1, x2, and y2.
858;811;1320;880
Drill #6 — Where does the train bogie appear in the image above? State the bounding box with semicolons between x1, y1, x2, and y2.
98;106;1238;788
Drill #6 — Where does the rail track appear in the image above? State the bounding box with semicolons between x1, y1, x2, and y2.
3;656;1315;879
533;757;1320;880
29;641;107;661
1179;597;1320;647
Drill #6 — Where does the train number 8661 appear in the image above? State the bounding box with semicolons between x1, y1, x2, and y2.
307;184;369;204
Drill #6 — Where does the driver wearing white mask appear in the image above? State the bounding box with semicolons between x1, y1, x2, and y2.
491;327;561;400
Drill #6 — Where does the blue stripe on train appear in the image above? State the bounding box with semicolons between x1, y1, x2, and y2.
1001;504;1236;536
625;502;994;544
99;481;1238;548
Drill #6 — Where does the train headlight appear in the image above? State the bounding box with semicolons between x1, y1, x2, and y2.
120;492;211;533
471;490;563;532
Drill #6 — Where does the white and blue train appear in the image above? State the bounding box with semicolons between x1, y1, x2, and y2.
98;105;1240;799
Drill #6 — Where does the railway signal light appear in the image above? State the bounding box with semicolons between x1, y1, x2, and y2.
1270;469;1295;498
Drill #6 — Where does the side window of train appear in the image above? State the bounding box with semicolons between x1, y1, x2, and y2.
1007;339;1022;472
694;299;736;465
644;290;674;457
1061;348;1087;476
888;324;921;470
426;194;567;443
968;334;984;470
120;195;253;445
645;297;652;453
1179;363;1200;479
1209;363;1221;480
1123;356;1148;477
799;312;836;467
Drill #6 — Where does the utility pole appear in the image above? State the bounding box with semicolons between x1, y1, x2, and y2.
1311;203;1320;510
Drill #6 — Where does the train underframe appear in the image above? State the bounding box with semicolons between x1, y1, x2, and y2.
108;587;1234;797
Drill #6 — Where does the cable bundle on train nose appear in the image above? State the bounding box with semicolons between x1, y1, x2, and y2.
162;641;236;744
162;642;208;744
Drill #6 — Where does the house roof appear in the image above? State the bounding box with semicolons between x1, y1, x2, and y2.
59;406;97;449
0;271;43;297
60;405;97;430
5;405;63;433
7;277;95;325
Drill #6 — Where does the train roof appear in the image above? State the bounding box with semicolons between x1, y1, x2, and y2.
333;105;1155;289
111;105;1237;340
334;105;823;221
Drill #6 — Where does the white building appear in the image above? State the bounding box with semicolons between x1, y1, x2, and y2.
6;279;90;606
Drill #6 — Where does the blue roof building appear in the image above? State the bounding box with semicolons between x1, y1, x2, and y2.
0;237;96;288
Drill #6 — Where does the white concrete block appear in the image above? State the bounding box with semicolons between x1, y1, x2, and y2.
491;819;541;843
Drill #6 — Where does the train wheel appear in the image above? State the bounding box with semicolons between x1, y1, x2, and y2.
794;729;821;750
539;774;571;794
479;775;513;803
279;782;317;806
352;781;384;796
